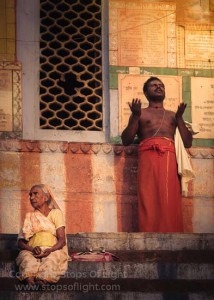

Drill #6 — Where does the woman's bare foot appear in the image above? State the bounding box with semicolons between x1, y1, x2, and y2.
25;276;36;288
35;278;47;287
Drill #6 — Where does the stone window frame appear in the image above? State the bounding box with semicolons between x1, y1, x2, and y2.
16;0;109;143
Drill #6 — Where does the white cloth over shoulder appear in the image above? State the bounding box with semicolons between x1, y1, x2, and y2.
174;127;195;196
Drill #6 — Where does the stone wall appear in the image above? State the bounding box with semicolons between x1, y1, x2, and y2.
0;140;213;234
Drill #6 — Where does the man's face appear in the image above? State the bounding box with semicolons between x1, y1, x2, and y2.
145;80;165;101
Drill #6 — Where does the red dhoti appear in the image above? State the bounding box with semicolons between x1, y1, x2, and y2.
138;137;183;232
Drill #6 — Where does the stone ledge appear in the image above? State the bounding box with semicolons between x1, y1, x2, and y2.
0;140;213;157
1;261;214;280
67;232;214;251
1;249;213;263
1;233;214;251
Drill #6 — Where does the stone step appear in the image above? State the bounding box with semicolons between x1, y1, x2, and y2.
1;249;214;263
0;277;214;291
0;290;214;300
1;260;213;280
67;233;214;251
0;233;213;299
1;233;214;251
0;277;213;297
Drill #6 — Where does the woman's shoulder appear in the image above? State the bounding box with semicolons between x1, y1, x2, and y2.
25;211;34;218
48;208;65;228
49;208;64;218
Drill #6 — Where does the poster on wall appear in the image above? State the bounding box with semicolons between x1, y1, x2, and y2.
0;70;13;131
118;74;182;134
191;77;214;139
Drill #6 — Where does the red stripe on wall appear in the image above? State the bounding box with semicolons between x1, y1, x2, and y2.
114;147;138;232
64;147;93;233
182;179;194;232
19;150;41;223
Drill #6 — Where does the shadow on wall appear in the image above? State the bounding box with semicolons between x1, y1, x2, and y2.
114;144;138;232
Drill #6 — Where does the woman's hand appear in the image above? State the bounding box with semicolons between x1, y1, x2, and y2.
33;246;43;257
33;247;52;258
41;248;52;257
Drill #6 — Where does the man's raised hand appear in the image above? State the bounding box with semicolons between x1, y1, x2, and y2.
175;102;187;120
128;98;142;117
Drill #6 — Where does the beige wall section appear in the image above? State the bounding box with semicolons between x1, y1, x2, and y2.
0;0;15;61
40;152;66;212
110;89;119;138
191;158;214;197
191;156;214;232
92;150;118;232
193;198;214;233
191;77;214;139
0;152;21;233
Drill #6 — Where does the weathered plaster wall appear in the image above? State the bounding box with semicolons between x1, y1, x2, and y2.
0;0;213;235
0;140;213;234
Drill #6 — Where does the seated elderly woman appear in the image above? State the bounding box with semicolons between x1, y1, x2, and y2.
16;184;68;286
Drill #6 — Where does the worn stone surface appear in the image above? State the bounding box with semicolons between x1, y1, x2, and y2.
1;233;214;251
0;233;213;299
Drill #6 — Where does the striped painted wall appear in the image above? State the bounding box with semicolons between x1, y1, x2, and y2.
0;140;213;234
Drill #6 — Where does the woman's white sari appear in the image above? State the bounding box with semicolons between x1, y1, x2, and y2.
16;209;68;283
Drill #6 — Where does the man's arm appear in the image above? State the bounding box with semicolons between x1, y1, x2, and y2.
175;103;193;148
121;99;141;146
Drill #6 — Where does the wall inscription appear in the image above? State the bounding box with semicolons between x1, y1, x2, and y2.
185;30;214;61
117;9;167;66
118;74;182;133
0;70;13;131
191;77;214;139
109;1;175;67
177;24;214;69
110;0;214;69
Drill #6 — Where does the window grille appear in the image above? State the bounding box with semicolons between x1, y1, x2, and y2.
40;0;102;131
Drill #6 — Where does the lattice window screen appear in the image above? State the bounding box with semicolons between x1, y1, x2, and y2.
40;0;102;130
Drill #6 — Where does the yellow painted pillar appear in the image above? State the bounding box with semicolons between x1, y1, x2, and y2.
0;0;15;61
